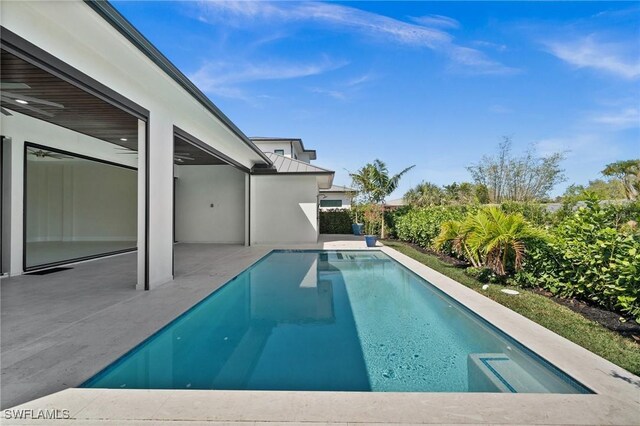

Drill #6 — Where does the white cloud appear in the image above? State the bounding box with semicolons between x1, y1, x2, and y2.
309;87;347;100
309;72;377;101
489;104;512;114
194;1;515;75
590;107;640;129
544;35;640;79
197;1;449;47
188;58;347;100
472;40;508;52
345;73;376;87
535;134;620;161
410;14;460;30
446;46;518;75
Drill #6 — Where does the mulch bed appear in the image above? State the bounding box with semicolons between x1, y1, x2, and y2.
402;241;469;268
387;239;640;342
531;288;640;340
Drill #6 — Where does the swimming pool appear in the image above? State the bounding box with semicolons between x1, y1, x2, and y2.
83;250;590;393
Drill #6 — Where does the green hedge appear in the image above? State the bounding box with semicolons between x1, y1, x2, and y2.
514;200;640;320
391;199;640;321
394;205;474;248
319;209;354;234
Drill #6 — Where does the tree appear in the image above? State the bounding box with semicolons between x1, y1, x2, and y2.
404;181;444;207
562;179;626;201
350;159;415;237
602;159;639;200
467;137;566;202
443;182;487;204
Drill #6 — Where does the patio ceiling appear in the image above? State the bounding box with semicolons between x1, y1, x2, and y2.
174;134;228;166
0;50;138;149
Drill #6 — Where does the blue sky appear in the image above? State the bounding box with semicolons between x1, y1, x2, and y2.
113;1;639;199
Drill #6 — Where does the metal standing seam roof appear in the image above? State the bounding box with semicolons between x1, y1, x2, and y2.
320;185;357;193
264;152;334;174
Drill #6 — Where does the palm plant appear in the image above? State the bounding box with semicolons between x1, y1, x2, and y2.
404;181;444;207
350;159;414;237
435;220;481;268
434;207;546;275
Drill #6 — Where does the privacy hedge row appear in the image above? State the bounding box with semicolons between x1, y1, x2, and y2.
391;200;640;321
513;200;640;320
319;209;354;234
394;205;474;247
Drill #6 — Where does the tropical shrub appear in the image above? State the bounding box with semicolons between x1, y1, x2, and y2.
434;207;547;275
394;205;473;248
363;203;384;236
514;199;640;320
499;201;552;227
319;209;354;234
464;266;500;283
384;206;411;239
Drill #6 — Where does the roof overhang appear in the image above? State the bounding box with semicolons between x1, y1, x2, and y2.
84;0;272;166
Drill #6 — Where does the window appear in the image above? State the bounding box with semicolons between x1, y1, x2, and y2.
320;199;342;208
274;149;285;155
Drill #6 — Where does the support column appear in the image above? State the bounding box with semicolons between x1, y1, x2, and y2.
146;113;174;289
244;172;250;247
1;138;13;275
136;119;147;290
9;137;24;276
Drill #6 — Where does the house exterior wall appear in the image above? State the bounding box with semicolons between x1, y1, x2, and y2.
252;140;313;163
296;152;312;163
2;1;266;288
251;175;319;244
252;141;295;158
174;165;245;244
320;193;353;210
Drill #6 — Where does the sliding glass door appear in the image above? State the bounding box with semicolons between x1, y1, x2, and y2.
24;143;137;270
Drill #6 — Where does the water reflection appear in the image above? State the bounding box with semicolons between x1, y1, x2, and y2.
87;251;370;391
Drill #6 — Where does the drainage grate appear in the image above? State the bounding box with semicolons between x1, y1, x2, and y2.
25;267;73;275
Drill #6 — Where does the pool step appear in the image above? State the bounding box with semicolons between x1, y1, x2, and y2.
468;353;549;393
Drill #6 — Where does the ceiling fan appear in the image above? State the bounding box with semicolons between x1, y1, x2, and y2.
0;82;65;118
116;147;195;162
27;147;74;160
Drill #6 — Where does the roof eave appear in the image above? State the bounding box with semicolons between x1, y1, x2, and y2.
84;0;272;165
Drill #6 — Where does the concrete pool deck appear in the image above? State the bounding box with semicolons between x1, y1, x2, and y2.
2;236;639;424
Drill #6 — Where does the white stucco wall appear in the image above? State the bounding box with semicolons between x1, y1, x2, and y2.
251;175;319;244
296;152;312;163
1;140;12;274
319;193;353;210
175;165;245;244
252;141;294;158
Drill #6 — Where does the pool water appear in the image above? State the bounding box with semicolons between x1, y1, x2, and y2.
83;250;590;393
